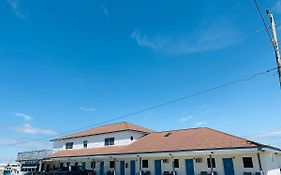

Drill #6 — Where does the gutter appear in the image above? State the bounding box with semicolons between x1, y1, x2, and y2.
49;146;262;159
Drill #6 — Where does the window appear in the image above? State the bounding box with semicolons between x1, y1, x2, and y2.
66;162;70;167
142;160;149;168
173;159;179;168
243;157;253;168
105;137;115;146
130;136;134;141
81;162;86;168
207;158;216;168
83;140;88;148
66;142;73;149
75;162;78;166
109;161;115;168
195;158;203;163
91;161;96;169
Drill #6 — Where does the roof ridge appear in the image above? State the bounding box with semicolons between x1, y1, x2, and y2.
154;127;207;133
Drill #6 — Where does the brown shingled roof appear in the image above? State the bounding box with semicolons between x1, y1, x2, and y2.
51;122;154;141
50;127;263;158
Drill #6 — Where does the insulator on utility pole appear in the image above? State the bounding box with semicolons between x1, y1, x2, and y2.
266;10;281;88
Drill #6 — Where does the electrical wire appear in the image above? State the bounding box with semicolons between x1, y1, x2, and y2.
252;0;272;43
0;66;278;148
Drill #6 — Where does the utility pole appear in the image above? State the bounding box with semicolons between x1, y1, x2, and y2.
266;10;281;88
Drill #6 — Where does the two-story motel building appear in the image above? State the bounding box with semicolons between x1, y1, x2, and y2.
46;122;281;175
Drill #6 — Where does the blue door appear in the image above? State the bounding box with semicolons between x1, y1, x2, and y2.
185;159;195;175
155;160;162;175
120;161;125;175
223;158;235;175
99;161;104;175
130;160;136;175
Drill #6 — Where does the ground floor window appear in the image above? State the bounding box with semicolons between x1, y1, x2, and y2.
91;161;96;169
82;162;86;168
173;159;179;168
243;157;253;168
207;158;216;168
142;160;149;168
110;161;115;168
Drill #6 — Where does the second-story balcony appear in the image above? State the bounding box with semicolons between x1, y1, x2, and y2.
17;150;53;161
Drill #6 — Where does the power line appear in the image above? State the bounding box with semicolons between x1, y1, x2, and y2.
0;66;278;148
252;0;272;43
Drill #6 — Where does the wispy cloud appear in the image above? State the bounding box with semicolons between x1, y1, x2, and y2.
272;0;281;14
0;138;17;145
6;0;25;19
195;121;207;127
15;112;32;121
178;116;193;122
247;129;281;139
131;20;244;55
79;106;96;112
101;5;110;20
14;123;57;135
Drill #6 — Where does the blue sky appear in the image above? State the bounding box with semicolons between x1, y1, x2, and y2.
1;0;281;163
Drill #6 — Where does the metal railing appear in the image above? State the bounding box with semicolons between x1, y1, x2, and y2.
17;150;53;161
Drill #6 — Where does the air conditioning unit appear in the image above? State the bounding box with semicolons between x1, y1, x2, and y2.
195;158;203;163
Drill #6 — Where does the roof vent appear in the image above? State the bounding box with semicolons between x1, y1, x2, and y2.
164;133;172;137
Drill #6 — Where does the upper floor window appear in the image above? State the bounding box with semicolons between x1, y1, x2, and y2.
66;142;73;149
207;158;216;168
105;137;115;146
83;140;88;148
243;157;253;168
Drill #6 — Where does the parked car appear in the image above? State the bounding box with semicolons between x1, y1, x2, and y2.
42;166;93;175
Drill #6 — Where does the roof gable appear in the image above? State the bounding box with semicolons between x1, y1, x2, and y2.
51;122;154;141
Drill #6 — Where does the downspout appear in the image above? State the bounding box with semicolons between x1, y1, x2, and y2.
209;154;214;175
257;147;264;175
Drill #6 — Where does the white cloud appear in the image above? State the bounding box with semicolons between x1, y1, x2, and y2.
273;1;281;14
14;123;57;135
15;112;32;121
0;138;17;145
101;5;110;20
195;121;207;127
248;129;281;139
80;106;96;112
178;116;193;122
6;0;25;19
131;20;244;55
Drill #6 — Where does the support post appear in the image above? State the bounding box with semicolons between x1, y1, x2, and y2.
139;156;142;175
257;152;264;175
209;154;214;175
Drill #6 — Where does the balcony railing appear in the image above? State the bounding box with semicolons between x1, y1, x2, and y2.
17;150;53;161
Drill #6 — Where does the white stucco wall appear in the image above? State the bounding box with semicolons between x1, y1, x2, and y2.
50;150;277;175
53;131;145;150
260;151;281;175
